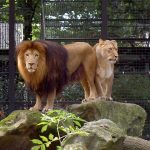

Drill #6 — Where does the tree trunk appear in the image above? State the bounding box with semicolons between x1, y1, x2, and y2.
22;0;39;40
123;136;150;150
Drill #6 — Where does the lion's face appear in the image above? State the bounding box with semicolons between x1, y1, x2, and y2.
16;41;47;85
96;39;118;64
24;49;40;73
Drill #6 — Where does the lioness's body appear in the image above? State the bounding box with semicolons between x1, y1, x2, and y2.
16;40;97;111
94;39;118;100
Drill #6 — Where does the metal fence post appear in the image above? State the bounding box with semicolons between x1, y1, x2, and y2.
8;0;15;113
41;0;46;40
101;0;108;39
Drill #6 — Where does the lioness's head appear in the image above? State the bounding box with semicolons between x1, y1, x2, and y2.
96;39;118;64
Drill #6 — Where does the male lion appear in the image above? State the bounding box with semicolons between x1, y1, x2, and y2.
94;39;118;100
16;40;97;111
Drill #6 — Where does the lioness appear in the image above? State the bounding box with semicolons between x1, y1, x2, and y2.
94;39;118;100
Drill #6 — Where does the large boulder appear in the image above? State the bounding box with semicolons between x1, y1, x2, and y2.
62;119;150;150
67;98;147;136
123;136;150;150
0;110;41;136
0;110;42;150
63;119;125;150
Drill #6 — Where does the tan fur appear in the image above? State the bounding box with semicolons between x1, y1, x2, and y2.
17;41;47;91
16;41;98;111
64;42;98;100
94;39;118;100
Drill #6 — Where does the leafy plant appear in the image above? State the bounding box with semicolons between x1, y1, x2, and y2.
113;74;150;100
31;109;89;150
60;83;84;101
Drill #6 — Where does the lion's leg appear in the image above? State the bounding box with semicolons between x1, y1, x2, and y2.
30;95;42;111
80;78;90;100
87;77;97;100
83;55;98;100
43;88;56;111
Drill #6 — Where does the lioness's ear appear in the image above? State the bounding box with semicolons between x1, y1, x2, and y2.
99;39;105;46
111;40;118;48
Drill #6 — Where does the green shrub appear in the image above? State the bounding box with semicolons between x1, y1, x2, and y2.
31;110;88;150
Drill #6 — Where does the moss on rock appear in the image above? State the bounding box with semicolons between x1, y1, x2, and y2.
0;110;42;136
67;99;147;136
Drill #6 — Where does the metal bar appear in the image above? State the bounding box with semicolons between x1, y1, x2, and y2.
45;18;101;21
41;0;46;39
107;38;150;41
45;38;99;41
8;0;15;113
101;0;108;39
44;0;93;2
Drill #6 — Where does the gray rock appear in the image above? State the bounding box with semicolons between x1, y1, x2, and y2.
0;110;41;136
0;110;42;150
67;99;147;136
123;136;150;150
63;119;125;150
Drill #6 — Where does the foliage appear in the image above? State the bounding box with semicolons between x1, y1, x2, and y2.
31;110;88;150
0;0;41;40
59;83;84;101
113;74;150;100
108;0;150;47
1;0;150;40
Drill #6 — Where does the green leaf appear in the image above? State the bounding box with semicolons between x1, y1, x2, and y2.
57;146;63;150
45;141;51;147
38;122;48;126
53;137;59;141
31;145;40;150
31;139;43;145
41;125;48;133
59;126;69;133
40;144;46;150
75;117;86;122
73;120;81;127
40;136;49;142
69;126;75;131
48;134;54;140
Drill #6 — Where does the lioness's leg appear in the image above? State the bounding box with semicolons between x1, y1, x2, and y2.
43;88;56;111
106;77;113;100
95;74;103;97
30;95;42;111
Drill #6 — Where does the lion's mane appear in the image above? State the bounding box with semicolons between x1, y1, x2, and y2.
16;40;68;97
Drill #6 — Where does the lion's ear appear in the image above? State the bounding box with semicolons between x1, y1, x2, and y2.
111;40;118;48
99;39;105;46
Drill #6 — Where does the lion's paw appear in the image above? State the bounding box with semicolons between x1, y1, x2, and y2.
29;106;41;111
100;96;107;100
106;97;113;101
42;107;53;113
81;98;95;103
81;99;87;103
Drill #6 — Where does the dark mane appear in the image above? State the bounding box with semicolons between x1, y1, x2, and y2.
28;40;69;96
